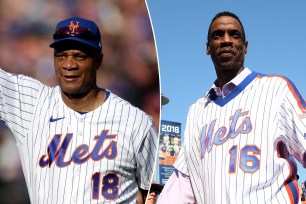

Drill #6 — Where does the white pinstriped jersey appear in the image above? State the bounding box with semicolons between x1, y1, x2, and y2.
175;68;306;204
0;68;158;204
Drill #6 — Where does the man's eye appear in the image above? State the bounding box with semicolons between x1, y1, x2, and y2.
232;32;241;38
212;33;221;38
75;55;87;60
211;31;223;39
55;53;66;58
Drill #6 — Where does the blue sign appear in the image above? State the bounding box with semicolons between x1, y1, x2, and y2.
158;120;182;184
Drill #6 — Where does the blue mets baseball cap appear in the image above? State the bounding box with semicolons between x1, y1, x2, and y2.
49;17;102;52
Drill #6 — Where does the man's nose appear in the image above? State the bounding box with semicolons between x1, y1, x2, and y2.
63;57;77;70
220;33;233;45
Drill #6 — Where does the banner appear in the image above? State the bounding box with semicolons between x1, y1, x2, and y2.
158;120;182;184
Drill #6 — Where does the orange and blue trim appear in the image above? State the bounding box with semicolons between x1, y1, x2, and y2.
213;71;258;106
277;142;299;204
213;71;306;110
257;73;306;111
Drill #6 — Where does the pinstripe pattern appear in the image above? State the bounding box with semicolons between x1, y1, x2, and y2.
0;68;158;204
175;70;306;204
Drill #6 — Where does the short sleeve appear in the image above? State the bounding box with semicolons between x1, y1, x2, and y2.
174;104;198;176
173;143;189;175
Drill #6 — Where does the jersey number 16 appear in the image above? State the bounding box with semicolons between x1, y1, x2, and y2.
229;145;260;174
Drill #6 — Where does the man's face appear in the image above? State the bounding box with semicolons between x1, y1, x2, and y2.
54;46;101;96
206;16;248;73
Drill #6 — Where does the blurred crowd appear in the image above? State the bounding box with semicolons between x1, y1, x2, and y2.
0;0;160;203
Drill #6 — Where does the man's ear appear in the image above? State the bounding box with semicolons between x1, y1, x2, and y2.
96;52;103;69
206;42;210;55
244;41;248;54
99;53;103;62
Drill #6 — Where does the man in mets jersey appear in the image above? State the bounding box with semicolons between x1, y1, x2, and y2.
158;11;306;204
0;17;158;203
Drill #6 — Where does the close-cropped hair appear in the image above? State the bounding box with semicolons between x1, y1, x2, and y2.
207;11;246;43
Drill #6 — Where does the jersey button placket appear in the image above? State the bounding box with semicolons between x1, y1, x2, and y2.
78;117;84;136
75;168;80;177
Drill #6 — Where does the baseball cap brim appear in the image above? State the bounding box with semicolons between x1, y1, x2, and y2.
49;37;101;52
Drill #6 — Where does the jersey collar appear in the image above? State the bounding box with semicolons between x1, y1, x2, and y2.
206;68;257;107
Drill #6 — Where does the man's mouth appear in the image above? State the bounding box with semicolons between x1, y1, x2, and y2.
63;75;79;82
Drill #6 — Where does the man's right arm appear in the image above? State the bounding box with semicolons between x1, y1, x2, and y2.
0;68;44;143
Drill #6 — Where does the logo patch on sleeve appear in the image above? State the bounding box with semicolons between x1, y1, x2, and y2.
299;109;306;119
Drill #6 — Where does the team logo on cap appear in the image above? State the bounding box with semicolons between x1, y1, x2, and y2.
69;21;80;33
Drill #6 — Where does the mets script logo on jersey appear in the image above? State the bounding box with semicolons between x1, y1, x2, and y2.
200;109;252;159
38;130;117;168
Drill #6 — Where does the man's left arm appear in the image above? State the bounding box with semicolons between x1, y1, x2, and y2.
279;79;306;165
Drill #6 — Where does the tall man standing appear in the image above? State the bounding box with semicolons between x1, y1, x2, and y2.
158;11;306;204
